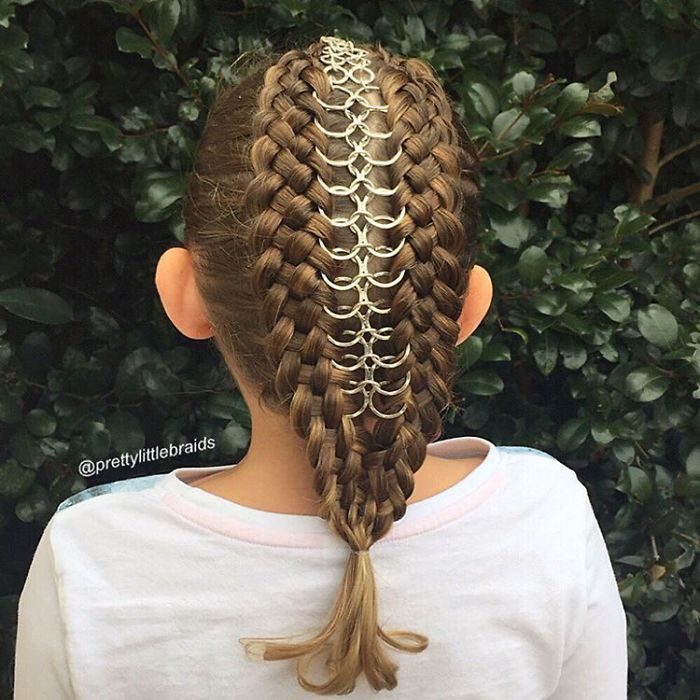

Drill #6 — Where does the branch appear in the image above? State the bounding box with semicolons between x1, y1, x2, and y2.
658;137;700;169
630;113;665;205
131;11;203;106
477;109;528;157
477;76;558;159
648;181;700;210
647;210;700;236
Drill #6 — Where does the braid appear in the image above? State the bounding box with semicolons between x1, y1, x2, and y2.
186;36;480;696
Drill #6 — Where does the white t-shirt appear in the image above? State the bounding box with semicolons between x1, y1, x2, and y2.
13;436;628;699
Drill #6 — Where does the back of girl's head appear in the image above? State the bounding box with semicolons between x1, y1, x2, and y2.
183;35;480;695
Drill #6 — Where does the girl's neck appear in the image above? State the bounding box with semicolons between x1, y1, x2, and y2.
190;448;484;515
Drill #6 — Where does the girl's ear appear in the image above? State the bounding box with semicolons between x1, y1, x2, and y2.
456;265;493;346
155;247;214;340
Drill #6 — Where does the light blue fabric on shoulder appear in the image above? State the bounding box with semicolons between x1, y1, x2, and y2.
56;474;164;513
498;445;555;460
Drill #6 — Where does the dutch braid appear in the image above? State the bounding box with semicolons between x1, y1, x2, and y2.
183;37;480;696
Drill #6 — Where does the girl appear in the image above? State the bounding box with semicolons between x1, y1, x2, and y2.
14;36;627;698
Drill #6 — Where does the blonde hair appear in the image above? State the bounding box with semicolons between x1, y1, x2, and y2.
183;36;480;695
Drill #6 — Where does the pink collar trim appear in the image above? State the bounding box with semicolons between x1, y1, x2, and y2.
155;435;504;549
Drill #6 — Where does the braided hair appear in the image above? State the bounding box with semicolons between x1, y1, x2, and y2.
183;36;480;695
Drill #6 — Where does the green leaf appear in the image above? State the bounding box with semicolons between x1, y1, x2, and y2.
133;170;184;222
207;392;242;420
0;459;35;500
589;265;637;292
15;485;50;523
521;28;556;53
652;471;678;507
418;2;446;31
524;106;556;142
24;85;62;108
467;83;498;122
518;246;548;287
488;209;532;249
683;262;700;288
614;555;647;569
144;0;181;42
11;429;45;470
25;409;56;438
115;27;154;59
531;330;559;375
431;49;463;70
624;367;671;402
482;178;523;211
618;465;653;503
441;33;470;51
83;421;111;459
596;33;623;54
459;335;483;370
612;204;654;237
619;572;647;607
0;287;73;324
548;142;594;170
40;437;70;460
511;71;536;98
501;326;529;344
589;70;618;103
88;306;120;340
685;447;700;478
480;342;511;362
0;123;47;153
612;440;635;464
492;107;530;141
0;394;23;424
0;23;28;50
559;335;588;370
106;410;145;454
178;101;199;122
591;422;615;445
643;587;681;623
594;291;631;322
555;272;596;295
527;178;570;208
556;417;589;452
459;369;504;396
69;114;122;151
649;47;687;82
85;0;148;13
219;421;250;455
405;15;426;47
142;362;180;397
558;115;601;138
557;83;590;119
637;304;679;350
532;289;567;316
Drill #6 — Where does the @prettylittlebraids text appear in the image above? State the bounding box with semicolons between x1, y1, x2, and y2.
78;437;216;477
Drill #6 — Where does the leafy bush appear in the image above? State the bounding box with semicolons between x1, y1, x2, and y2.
1;0;699;697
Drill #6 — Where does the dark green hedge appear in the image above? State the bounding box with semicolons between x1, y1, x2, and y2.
1;0;699;697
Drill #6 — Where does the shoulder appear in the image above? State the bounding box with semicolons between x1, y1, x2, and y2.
56;474;164;513
45;473;172;575
496;443;588;507
497;444;583;482
48;474;168;552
